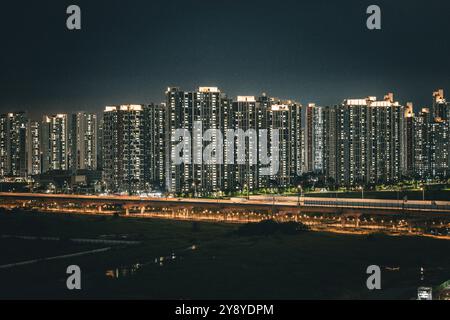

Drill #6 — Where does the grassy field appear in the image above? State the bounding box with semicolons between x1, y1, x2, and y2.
0;239;101;265
0;211;449;299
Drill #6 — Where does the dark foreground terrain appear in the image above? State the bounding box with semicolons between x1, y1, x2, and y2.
0;211;449;299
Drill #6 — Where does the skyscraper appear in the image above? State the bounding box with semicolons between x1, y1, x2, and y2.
402;103;415;177
102;105;146;194
414;108;432;179
432;89;449;120
165;87;229;195
97;118;103;171
41;114;69;172
233;95;261;192
192;87;224;195
412;91;450;180
0;112;28;178
26;121;41;176
144;103;166;190
266;99;302;188
431;117;449;178
165;87;189;194
341;97;372;186
304;103;323;173
322;105;338;186
430;89;450;178
367;94;403;184
74;112;98;170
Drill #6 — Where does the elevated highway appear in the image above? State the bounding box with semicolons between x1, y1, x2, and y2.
0;192;449;218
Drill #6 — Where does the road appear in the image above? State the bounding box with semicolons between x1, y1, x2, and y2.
0;192;450;216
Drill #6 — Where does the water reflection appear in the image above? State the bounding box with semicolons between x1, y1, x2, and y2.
105;263;142;279
105;244;197;279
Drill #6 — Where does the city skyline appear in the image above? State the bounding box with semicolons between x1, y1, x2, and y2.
2;86;449;121
2;85;449;119
0;85;448;196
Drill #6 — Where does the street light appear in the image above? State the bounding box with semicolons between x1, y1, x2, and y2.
420;187;425;201
359;185;364;199
243;183;249;200
192;182;197;198
297;184;303;206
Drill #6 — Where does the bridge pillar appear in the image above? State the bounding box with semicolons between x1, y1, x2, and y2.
356;218;359;228
98;205;102;213
125;208;130;216
140;206;145;214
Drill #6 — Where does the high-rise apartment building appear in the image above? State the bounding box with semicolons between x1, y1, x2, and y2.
432;89;449;120
102;105;146;194
430;89;450;178
413;108;432;179
165;87;189;194
367;93;403;184
0;112;28;178
97;118;103;171
402;103;415;176
412;90;450;179
165;87;230;195
341;97;372;186
304;103;323;173
145;103;166;190
431;118;449;178
41;114;69;172
266;99;302;188
322;105;338;185
233;95;262;192
26;121;41;176
74;112;98;170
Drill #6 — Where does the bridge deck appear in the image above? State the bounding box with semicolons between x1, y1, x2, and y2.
0;192;449;217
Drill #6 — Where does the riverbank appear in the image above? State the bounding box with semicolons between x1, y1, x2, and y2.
0;210;449;299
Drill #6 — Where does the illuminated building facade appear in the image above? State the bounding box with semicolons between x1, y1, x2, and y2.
430;118;449;178
1;87;449;194
432;89;449;120
402;103;415;176
233;95;261;192
0;112;28;178
266;100;302;188
102;105;146;194
145;103;166;190
413;108;432;179
41;114;69;172
367;93;403;184
304;103;323;173
74;112;98;170
165;87;231;195
27;121;41;176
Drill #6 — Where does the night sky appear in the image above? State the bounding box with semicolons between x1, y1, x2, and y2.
1;0;449;118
